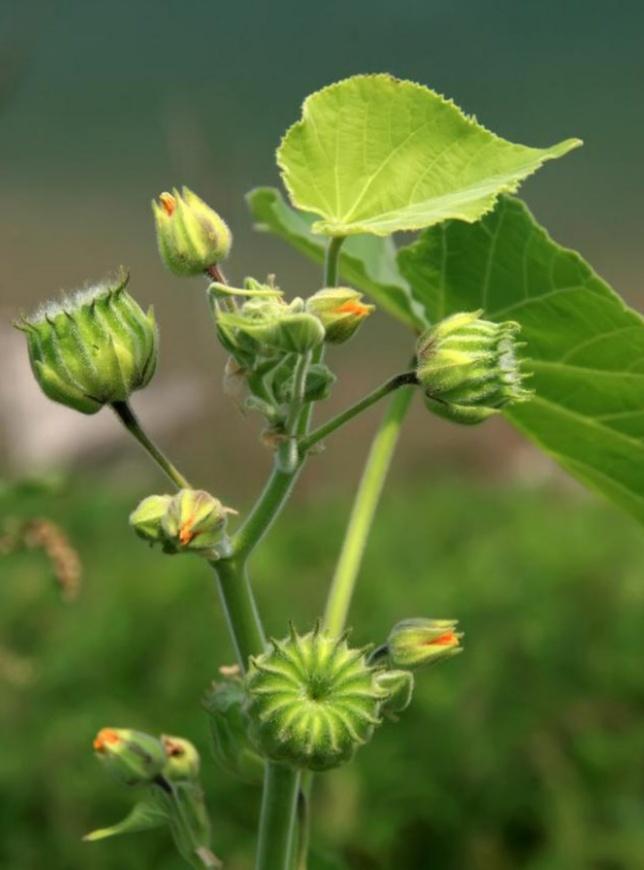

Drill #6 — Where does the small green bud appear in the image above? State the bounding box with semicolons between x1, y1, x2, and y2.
203;677;264;784
416;311;532;425
216;295;325;357
246;625;386;771
161;489;236;557
387;618;463;669
152;187;232;276
129;494;172;544
16;276;158;415
93;728;166;786
375;670;415;720
161;735;201;782
306;287;374;344
276;362;336;405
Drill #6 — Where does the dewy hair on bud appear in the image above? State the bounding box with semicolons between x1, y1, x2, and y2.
246;625;387;771
15;274;158;415
416;310;532;425
152;186;232;276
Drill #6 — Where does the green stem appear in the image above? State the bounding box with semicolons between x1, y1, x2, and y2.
210;558;265;670
231;464;301;561
111;400;190;490
301;371;417;454
323;385;415;636
278;351;312;473
294;787;311;870
324;236;345;287
256;763;301;870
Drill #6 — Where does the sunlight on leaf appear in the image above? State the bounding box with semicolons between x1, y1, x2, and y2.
277;74;581;238
398;196;644;523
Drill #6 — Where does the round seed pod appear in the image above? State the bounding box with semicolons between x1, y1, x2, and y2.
246;626;386;771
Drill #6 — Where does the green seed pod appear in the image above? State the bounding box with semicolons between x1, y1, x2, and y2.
375;670;415;721
152;187;232;276
246;626;386;771
203;678;264;784
416;310;532;425
306;287;374;344
129;494;173;544
16;276;158;415
160;489;237;558
93;728;167;787
161;735;201;782
387;618;463;669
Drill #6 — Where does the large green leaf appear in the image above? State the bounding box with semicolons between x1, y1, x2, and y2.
398;196;644;523
277;74;581;238
246;186;426;329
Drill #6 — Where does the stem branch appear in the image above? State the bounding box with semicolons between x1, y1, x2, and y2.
111;401;190;489
256;763;301;870
210;558;265;670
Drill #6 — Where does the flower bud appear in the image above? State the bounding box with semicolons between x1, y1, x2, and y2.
152;187;232;276
216;296;325;357
416;311;532;425
276;362;336;405
203;678;264;784
160;489;236;558
375;670;414;720
306;287;374;344
93;727;166;786
246;625;386;771
161;735;201;782
129;494;172;544
387;619;462;669
16;276;158;415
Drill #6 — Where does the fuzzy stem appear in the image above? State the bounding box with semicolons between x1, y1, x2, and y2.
301;372;417;454
210;558;265;670
323;385;415;635
231;464;301;562
256;763;301;870
111;401;190;489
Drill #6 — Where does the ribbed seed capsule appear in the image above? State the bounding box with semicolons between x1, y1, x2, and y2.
246;626;386;771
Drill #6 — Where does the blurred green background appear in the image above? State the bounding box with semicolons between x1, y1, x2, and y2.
1;1;644;868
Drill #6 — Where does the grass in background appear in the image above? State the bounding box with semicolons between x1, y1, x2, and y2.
1;476;643;869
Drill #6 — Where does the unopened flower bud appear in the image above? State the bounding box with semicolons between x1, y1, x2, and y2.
246;625;386;771
416;311;532;425
203;678;264;784
387;619;462;669
375;670;414;720
217;296;325;357
306;287;374;344
129;494;172;544
161;489;236;558
152;187;232;276
93;727;166;786
161;735;201;782
276;362;336;405
16;276;157;415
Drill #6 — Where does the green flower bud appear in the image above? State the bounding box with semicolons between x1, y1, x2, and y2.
375;670;414;721
217;296;325;357
93;728;166;786
16;276;157;415
276;362;336;405
203;677;264;784
152;187;232;276
129;494;172;544
306;287;374;344
387;619;463;669
416;310;532;425
160;489;236;558
246;626;386;771
161;735;201;782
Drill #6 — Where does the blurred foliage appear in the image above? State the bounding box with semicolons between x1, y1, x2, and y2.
1;475;643;869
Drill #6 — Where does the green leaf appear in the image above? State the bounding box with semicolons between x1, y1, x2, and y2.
247;187;426;330
84;793;168;842
398;196;644;524
277;74;581;238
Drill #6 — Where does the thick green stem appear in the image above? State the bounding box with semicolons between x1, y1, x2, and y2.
324;236;345;287
301;371;417;454
231;464;301;561
111;400;190;490
211;558;265;670
256;763;301;870
324;385;415;635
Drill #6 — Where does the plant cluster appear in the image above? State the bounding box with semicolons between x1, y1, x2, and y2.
16;74;644;868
